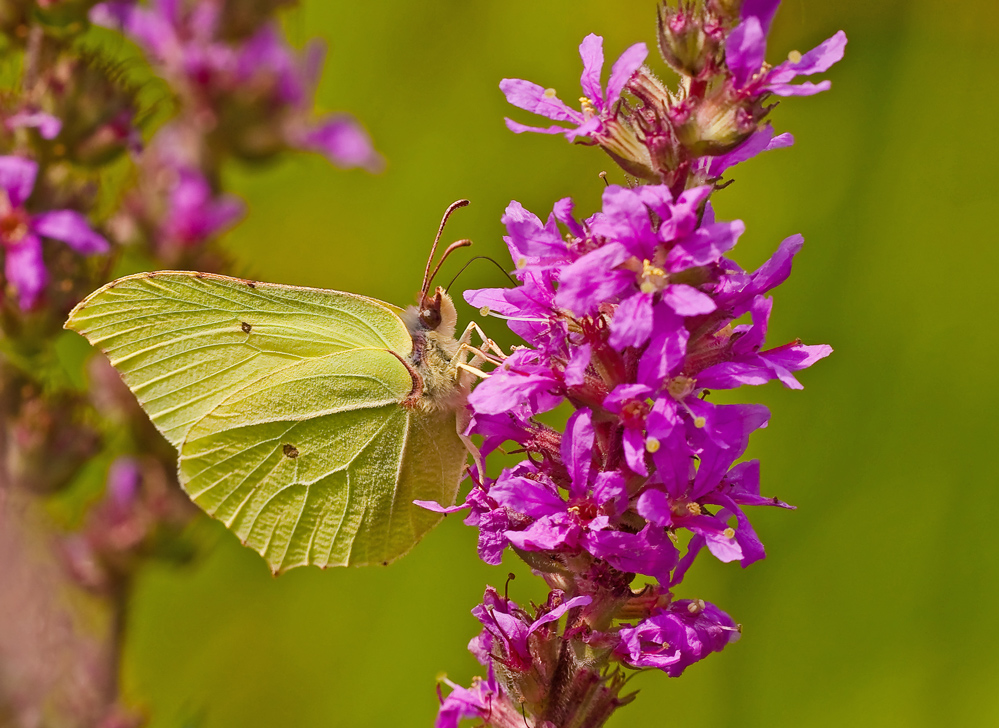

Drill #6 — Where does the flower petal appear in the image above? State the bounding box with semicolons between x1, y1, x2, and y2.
663;284;716;316
0;156;37;207
605;43;648;107
554;243;633;316
609;291;654;350
500;79;584;124
4;233;46;309
32;210;109;254
578;34;605;107
562;409;594;498
298;114;383;171
741;0;781;33
726;17;767;89
529;595;592;635
768;31;848;84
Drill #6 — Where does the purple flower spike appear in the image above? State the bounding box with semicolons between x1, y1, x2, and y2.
93;4;382;170
446;8;840;722
0;156;109;309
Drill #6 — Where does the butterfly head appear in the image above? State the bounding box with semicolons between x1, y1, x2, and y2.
407;286;457;341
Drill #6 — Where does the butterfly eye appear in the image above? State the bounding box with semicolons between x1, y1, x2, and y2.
419;307;442;330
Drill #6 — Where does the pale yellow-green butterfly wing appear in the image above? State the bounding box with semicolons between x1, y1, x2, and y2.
65;271;466;573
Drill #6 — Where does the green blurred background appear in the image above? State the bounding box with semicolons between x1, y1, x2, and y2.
124;1;999;726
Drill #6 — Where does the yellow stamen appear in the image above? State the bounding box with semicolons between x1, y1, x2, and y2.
693;416;706;429
645;437;661;453
543;87;558;98
479;306;491;317
723;527;735;539
638;259;667;294
788;50;802;63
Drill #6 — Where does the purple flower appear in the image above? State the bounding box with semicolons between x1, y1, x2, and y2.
726;17;848;97
161;166;245;247
469;586;591;672
234;26;384;171
0;156;109;309
501;34;647;142
616;599;740;676
92;3;382;170
435;664;504;728
696;295;833;391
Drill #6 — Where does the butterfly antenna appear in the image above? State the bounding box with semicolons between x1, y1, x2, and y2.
422;199;470;297
426;239;473;295
445;255;516;292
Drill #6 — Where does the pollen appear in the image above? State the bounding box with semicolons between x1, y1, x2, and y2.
639;259;667;294
723;527;735;539
543;87;558;98
645;437;661;453
516;256;528;269
687;599;706;615
479;306;491;317
579;96;596;116
693;416;706;428
788;50;803;63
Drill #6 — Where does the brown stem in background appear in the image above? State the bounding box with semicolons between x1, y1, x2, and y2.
21;25;43;93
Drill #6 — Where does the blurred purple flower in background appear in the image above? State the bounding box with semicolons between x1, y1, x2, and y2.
0;156;108;309
92;0;383;170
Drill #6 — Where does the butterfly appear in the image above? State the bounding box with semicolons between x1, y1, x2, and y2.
65;201;494;574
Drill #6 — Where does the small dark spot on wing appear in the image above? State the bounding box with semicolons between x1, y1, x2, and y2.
241;321;252;333
283;444;299;458
195;272;205;279
245;280;256;289
381;561;389;566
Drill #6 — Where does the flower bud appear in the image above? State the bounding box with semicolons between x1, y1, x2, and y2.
674;81;767;155
656;1;725;78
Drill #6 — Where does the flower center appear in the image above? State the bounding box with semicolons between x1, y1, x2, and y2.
568;499;598;523
671;500;702;517
620;399;650;427
666;375;695;400
638;259;668;294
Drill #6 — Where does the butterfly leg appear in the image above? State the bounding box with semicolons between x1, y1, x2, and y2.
455;320;507;359
450;322;503;381
449;322;504;487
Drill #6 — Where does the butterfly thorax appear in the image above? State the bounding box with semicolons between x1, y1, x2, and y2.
402;288;465;413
